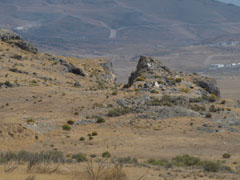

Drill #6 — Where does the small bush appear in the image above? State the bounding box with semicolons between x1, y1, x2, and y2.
92;131;98;136
200;161;220;172
90;154;97;158
209;105;217;112
223;153;231;159
180;88;191;93
136;77;146;81
89;136;93;140
113;157;138;165
72;153;87;162
67;120;74;125
205;113;212;118
175;78;182;83
79;137;85;141
96;117;105;123
26;119;35;123
150;89;159;94
62;125;71;131
102;151;111;158
107;107;131;117
172;155;200;167
221;100;226;104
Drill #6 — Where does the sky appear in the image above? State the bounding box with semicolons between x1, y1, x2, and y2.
217;0;240;6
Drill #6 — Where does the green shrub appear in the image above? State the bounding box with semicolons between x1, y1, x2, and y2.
79;137;85;141
150;89;159;94
107;107;131;117
67;120;75;125
102;151;111;158
205;113;212;118
89;136;93;140
200;161;220;172
90;154;97;158
72;153;87;162
172;155;200;167
96;117;105;123
222;153;231;159
92;131;98;136
180;88;191;93
175;78;182;83
209;105;217;112
62;125;71;131
136;77;146;81
221;100;226;104
113;157;138;164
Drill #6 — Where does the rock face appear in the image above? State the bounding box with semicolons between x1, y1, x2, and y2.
193;78;220;98
125;56;173;88
100;60;116;84
0;30;38;54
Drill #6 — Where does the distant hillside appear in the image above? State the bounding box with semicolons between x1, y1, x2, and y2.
1;0;240;56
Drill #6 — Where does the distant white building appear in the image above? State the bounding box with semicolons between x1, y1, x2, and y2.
210;64;225;69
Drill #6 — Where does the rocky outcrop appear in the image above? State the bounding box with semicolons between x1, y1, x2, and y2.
100;60;116;84
52;57;86;77
193;78;220;98
125;56;173;88
0;30;38;54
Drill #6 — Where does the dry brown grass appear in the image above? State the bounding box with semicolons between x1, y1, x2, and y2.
27;163;60;174
84;160;127;180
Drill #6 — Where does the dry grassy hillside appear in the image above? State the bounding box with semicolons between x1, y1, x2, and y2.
0;31;240;180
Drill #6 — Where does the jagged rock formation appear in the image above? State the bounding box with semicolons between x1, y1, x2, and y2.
0;30;38;54
125;56;220;98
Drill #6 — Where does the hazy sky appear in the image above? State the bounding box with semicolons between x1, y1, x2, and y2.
217;0;240;6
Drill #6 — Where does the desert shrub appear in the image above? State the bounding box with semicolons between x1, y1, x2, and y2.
107;107;131;117
96;117;105;123
102;151;111;158
72;153;87;162
112;90;118;96
67;120;74;125
209;105;217;112
92;131;98;136
200;161;220;172
90;154;97;158
190;104;206;112
62;125;71;131
180;88;191;93
150;89;159;94
136;76;146;81
189;97;204;103
89;136;93;140
113;157;138;165
172;155;200;167
175;78;182;83
79;137;85;141
221;100;226;104
0;150;64;164
26;119;35;123
222;153;231;159
148;158;169;166
205;113;212;118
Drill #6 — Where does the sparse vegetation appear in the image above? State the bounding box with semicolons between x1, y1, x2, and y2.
102;151;111;158
67;120;75;125
62;124;71;131
79;137;85;141
147;155;232;173
223;153;231;159
107;107;131;117
96;116;105;123
72;153;87;162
